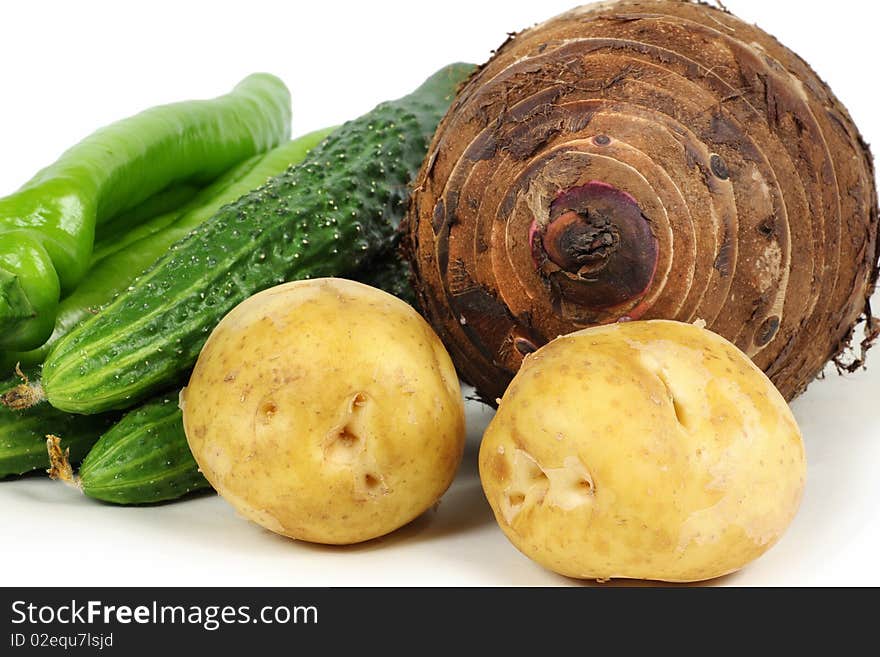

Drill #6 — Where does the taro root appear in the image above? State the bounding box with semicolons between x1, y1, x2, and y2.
405;0;879;403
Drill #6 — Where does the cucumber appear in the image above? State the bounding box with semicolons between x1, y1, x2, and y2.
39;63;475;414
351;245;416;307
0;372;116;478
75;396;208;504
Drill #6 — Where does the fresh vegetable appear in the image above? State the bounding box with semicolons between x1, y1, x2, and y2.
0;73;292;350
93;182;203;255
91;127;335;265
48;396;208;504
33;63;475;415
1;128;334;372
405;0;879;405
351;245;416;306
182;279;465;544
0;371;115;478
479;320;806;583
90;187;210;265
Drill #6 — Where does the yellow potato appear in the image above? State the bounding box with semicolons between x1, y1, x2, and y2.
182;278;465;545
479;320;806;582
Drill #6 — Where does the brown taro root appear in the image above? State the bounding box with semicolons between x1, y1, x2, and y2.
405;0;879;404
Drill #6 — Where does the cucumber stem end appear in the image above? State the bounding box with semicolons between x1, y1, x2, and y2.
1;379;45;410
46;435;81;489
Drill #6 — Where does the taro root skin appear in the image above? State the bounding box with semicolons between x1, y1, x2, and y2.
182;279;465;545
532;181;659;316
478;320;806;583
406;0;879;404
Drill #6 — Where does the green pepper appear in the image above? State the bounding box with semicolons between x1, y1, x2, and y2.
93;182;203;254
90;179;237;265
0;127;335;373
0;73;291;350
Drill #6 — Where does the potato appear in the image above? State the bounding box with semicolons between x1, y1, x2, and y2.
479;320;806;582
182;278;465;545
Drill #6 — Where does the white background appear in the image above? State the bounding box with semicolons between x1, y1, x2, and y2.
0;0;878;586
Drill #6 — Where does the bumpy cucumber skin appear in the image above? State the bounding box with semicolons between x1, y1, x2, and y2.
0;374;116;478
43;63;475;414
352;245;416;307
79;396;208;504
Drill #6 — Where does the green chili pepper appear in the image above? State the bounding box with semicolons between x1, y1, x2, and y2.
0;128;334;373
93;182;203;255
90;174;247;265
0;73;291;350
